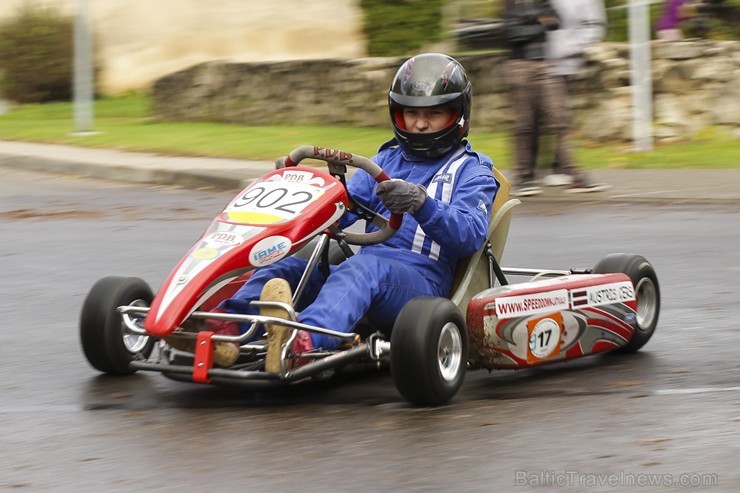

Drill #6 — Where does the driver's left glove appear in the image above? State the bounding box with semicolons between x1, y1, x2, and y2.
376;179;427;214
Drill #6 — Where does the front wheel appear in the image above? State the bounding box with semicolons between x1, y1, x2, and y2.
592;254;660;353
390;297;468;406
80;276;155;375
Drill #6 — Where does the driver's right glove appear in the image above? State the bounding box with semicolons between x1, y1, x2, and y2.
376;179;427;214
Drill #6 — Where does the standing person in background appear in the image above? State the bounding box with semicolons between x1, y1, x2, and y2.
504;0;606;197
543;0;610;191
503;0;560;197
655;0;692;40
662;1;721;39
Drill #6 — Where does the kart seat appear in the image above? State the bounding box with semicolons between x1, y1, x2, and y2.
449;167;520;315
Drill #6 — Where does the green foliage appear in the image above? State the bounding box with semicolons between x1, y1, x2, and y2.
457;0;502;18
0;4;75;103
698;0;740;39
360;0;446;56
603;0;663;42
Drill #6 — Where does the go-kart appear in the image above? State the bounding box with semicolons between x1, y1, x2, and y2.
80;145;660;406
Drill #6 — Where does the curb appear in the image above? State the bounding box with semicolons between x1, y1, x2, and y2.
0;153;250;191
2;143;740;205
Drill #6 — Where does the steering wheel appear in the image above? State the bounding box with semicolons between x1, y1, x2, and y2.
275;145;402;246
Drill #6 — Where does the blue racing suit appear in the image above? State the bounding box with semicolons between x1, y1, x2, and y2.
221;139;499;349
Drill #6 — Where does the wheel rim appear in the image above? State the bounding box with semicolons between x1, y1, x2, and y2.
438;322;463;382
122;299;150;353
635;277;658;331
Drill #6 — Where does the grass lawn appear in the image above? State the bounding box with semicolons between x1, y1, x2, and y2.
0;92;737;169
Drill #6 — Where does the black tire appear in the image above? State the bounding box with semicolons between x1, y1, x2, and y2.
592;254;660;353
80;276;155;375
390;297;468;406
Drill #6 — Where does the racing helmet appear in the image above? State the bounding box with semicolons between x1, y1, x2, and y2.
388;53;472;158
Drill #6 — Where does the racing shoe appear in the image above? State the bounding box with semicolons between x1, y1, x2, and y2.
164;307;240;367
260;278;294;373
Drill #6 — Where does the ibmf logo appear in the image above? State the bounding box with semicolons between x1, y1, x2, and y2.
249;235;292;267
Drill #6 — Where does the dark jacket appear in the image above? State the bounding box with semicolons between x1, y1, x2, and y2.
504;0;560;60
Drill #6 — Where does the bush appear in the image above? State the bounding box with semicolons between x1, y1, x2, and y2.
360;0;445;56
0;5;76;103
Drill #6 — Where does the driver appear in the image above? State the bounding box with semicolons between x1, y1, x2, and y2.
188;53;498;371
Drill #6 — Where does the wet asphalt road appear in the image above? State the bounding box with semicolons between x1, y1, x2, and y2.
1;168;739;492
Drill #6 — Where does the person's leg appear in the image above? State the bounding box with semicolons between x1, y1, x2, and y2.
541;68;610;192
165;260;319;367
541;68;578;178
551;74;574;176
506;60;538;185
299;254;444;350
220;256;325;335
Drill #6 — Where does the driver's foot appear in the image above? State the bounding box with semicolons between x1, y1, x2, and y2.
261;278;294;373
165;307;240;367
291;330;314;368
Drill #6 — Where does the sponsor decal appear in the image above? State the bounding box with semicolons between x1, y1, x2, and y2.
191;247;219;260
528;314;562;361
249;236;292;267
205;232;243;247
432;173;453;184
476;199;488;216
494;289;569;319
571;281;635;308
281;170;323;185
313;147;354;164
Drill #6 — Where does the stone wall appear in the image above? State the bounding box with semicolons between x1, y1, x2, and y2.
152;40;740;142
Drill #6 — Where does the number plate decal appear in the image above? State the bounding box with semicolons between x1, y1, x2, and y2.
225;180;325;224
527;313;563;362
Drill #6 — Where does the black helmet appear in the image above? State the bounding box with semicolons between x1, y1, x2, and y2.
388;53;472;158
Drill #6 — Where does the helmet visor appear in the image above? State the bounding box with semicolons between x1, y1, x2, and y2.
389;56;469;108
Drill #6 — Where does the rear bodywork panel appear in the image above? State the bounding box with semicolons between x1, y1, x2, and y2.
467;273;637;369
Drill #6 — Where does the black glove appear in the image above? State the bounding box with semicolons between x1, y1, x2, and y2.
375;179;427;214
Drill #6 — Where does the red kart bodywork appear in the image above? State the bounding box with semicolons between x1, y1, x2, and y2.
467;273;637;370
145;167;349;337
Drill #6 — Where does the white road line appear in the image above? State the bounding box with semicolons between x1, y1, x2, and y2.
0;405;79;413
610;190;681;198
654;386;740;395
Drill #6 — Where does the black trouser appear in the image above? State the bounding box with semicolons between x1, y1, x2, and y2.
505;59;576;183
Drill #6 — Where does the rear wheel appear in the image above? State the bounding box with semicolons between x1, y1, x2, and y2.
390;297;468;406
592;254;660;353
80;276;155;374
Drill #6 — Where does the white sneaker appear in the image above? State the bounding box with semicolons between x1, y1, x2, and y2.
512;181;543;197
542;174;575;187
